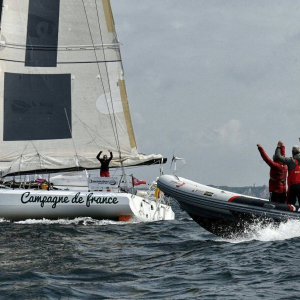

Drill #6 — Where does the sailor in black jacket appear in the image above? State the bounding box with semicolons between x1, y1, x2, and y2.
96;150;113;177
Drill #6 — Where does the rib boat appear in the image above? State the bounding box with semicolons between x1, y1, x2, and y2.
157;175;299;237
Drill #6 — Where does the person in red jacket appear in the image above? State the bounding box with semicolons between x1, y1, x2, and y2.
257;143;287;203
274;141;300;205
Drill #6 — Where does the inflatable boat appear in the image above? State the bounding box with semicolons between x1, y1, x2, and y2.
157;175;300;237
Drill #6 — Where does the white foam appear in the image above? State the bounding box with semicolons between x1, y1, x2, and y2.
0;218;10;223
224;219;300;243
255;220;300;241
14;217;141;226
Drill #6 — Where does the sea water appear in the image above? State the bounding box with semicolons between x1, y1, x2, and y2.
0;203;300;299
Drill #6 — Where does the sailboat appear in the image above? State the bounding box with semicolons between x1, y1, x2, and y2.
0;0;174;221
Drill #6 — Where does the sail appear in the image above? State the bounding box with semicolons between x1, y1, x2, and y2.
0;0;163;176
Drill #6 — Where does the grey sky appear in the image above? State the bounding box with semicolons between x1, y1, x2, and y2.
111;0;300;186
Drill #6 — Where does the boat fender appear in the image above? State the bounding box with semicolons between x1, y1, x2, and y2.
154;188;161;199
41;183;48;190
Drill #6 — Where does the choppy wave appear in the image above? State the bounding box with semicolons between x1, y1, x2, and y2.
1;204;300;299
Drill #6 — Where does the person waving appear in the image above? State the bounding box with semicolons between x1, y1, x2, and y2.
96;150;113;177
257;143;287;203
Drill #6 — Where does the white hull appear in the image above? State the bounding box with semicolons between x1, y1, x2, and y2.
0;189;174;222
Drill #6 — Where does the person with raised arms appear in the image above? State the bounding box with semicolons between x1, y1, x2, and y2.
96;150;113;177
257;143;287;203
274;141;300;205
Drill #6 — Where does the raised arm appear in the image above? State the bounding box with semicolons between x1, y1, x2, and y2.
274;141;292;165
280;145;286;157
257;144;274;168
274;147;290;164
96;151;102;162
108;151;113;162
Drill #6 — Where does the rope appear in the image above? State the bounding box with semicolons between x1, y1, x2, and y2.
81;0;120;154
94;0;123;158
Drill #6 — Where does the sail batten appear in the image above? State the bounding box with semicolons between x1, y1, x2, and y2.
0;0;162;176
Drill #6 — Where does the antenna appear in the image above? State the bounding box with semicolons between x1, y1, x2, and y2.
159;157;164;176
171;151;186;175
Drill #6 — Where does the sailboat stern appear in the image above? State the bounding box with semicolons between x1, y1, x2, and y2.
128;193;175;221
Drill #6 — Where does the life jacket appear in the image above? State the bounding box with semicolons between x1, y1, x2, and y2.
288;159;300;186
270;163;286;183
269;162;287;193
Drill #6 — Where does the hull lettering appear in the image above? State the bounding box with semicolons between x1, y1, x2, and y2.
21;192;120;208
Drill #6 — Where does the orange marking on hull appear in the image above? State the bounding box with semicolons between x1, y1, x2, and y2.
119;215;131;222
